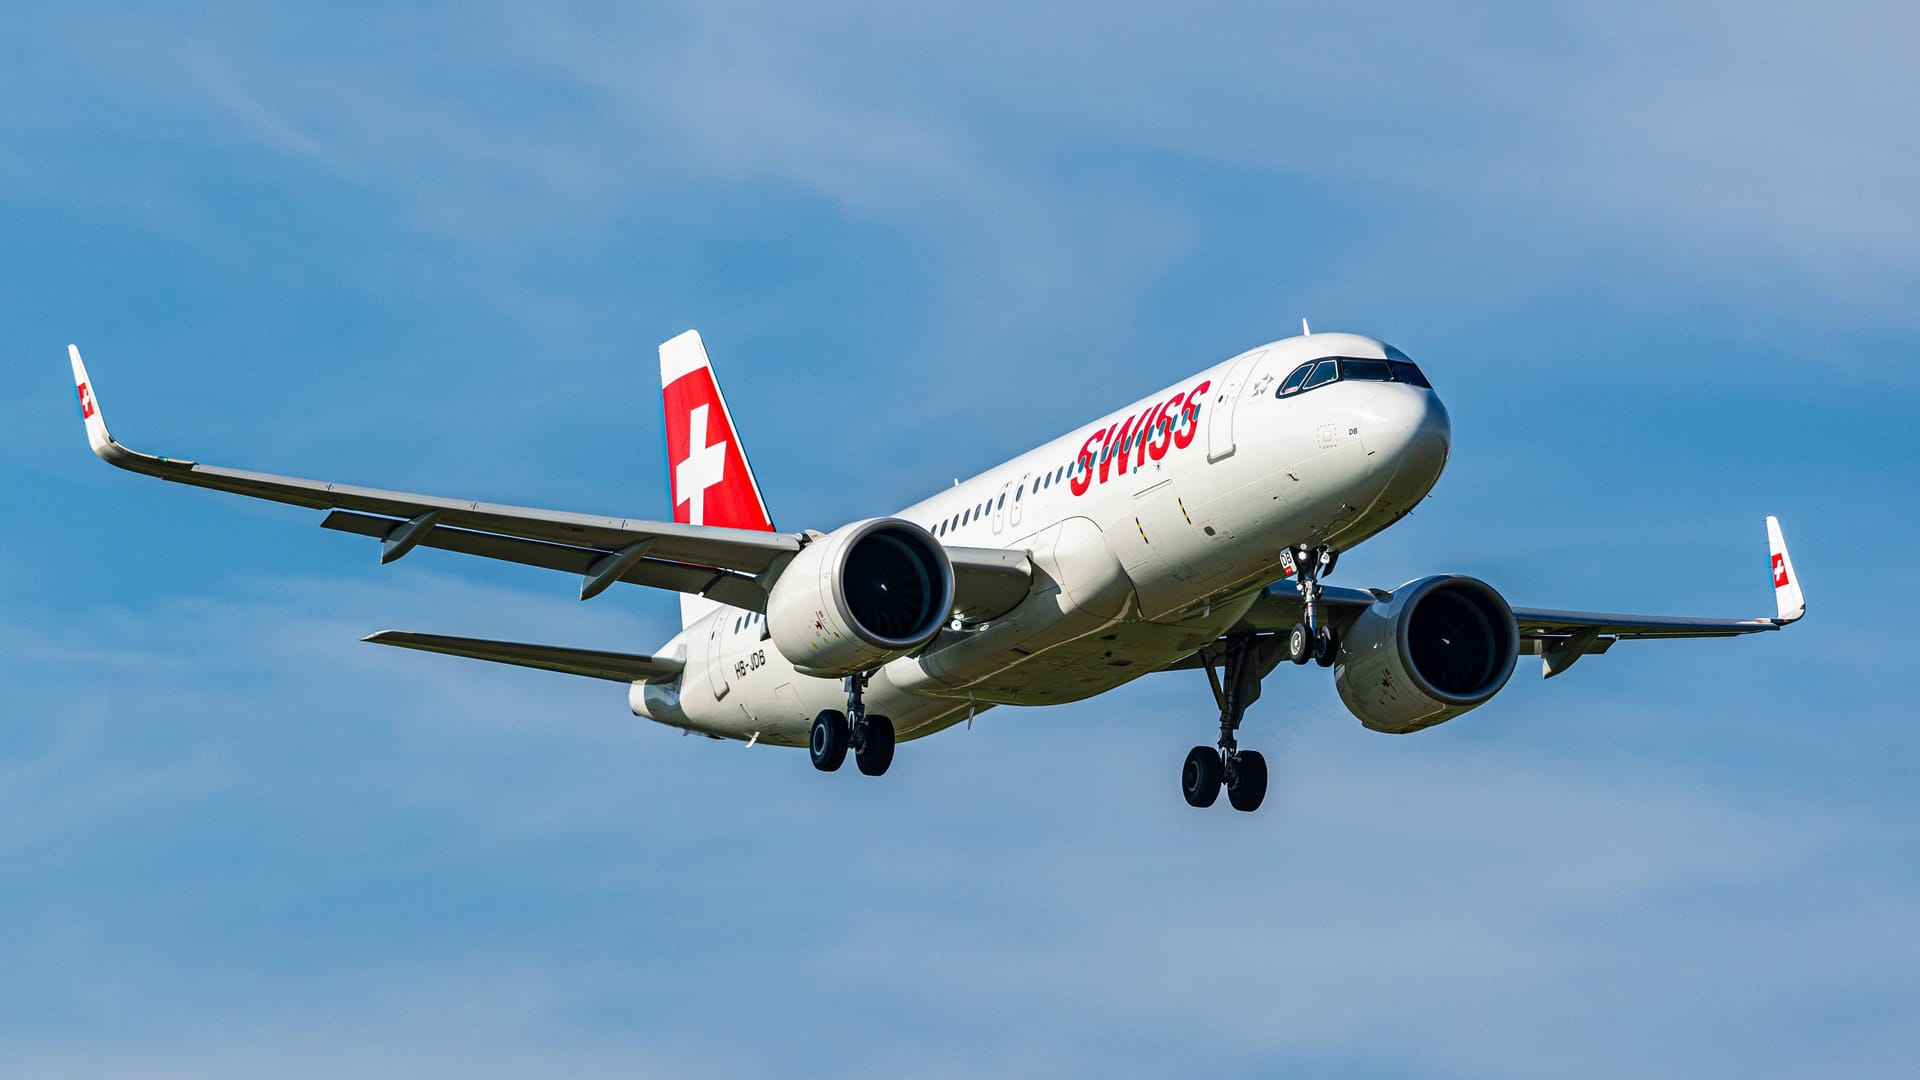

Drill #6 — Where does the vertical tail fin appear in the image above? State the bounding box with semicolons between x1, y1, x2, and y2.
659;330;775;628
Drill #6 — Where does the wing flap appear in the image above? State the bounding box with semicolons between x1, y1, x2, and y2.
363;630;684;683
321;512;772;612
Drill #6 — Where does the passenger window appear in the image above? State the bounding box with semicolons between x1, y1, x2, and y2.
1342;358;1393;382
1277;363;1314;396
1302;361;1339;390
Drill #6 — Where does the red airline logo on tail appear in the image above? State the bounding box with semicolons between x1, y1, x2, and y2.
1772;552;1789;588
78;382;95;419
663;367;773;531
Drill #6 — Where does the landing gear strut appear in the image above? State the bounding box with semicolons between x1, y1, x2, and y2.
1184;634;1285;812
1180;546;1341;812
1286;545;1340;668
810;672;895;776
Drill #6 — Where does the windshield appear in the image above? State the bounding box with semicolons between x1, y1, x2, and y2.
1276;353;1432;397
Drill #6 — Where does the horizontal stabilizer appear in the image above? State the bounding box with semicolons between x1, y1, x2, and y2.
363;631;684;683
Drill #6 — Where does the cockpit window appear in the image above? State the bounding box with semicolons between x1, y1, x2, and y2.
1277;363;1314;396
1275;353;1435;397
1341;358;1393;382
1388;360;1430;388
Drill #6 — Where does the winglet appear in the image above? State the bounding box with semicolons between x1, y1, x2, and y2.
68;344;116;458
1766;515;1805;624
65;345;193;474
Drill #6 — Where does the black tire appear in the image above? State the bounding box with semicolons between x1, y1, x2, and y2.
855;715;896;776
1227;750;1268;812
810;710;849;772
1314;625;1339;668
1287;623;1313;665
1182;745;1222;808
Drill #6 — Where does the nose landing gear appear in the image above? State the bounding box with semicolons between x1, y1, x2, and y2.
1286;545;1340;668
809;672;896;777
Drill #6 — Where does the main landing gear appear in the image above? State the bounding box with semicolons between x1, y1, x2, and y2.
1186;634;1284;811
810;673;895;777
1181;545;1339;812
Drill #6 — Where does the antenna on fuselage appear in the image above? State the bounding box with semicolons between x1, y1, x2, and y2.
1301;317;1312;336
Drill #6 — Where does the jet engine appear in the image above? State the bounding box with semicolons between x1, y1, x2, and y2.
1334;575;1520;734
765;518;954;679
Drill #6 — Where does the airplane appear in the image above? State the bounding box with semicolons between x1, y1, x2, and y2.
64;330;1805;812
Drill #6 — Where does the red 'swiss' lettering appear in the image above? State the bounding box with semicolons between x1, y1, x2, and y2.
1123;403;1166;473
1147;392;1185;461
1105;413;1137;480
1070;377;1215;497
1772;553;1789;588
1069;431;1107;496
77;383;95;420
1172;379;1209;450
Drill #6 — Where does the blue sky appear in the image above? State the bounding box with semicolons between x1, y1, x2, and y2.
4;3;1918;1076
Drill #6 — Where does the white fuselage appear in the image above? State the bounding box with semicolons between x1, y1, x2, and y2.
632;332;1452;747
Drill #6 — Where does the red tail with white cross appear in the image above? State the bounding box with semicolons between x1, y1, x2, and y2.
660;330;776;626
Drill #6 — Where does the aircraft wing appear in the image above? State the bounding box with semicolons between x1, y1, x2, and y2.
1197;517;1803;678
69;346;1030;617
364;631;684;682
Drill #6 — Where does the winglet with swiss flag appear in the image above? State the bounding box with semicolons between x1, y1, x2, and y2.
1766;515;1805;624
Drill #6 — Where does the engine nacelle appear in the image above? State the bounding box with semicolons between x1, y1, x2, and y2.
766;518;954;679
1334;575;1520;734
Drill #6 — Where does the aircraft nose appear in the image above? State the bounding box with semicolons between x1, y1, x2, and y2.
1361;384;1451;482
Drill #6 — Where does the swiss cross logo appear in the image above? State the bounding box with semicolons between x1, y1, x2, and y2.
77;382;95;420
674;402;728;526
1772;552;1789;588
661;368;774;532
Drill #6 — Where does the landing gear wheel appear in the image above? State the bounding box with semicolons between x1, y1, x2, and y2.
855;715;896;776
809;710;848;772
1182;746;1222;808
1314;625;1339;668
1287;623;1313;665
1227;750;1268;812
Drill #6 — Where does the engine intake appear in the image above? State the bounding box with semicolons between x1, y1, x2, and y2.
766;518;954;678
1334;575;1519;734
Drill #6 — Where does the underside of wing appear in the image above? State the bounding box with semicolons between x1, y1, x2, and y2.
1174;517;1802;679
364;631;684;683
66;346;1037;624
